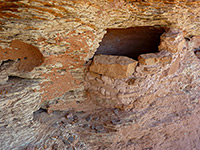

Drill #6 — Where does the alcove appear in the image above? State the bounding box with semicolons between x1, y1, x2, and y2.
95;26;166;60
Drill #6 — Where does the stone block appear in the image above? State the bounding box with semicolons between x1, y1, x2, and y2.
159;55;172;64
89;54;138;78
143;67;160;74
159;30;186;53
138;53;159;65
138;52;172;66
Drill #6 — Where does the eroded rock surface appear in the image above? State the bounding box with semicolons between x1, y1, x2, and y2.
0;0;200;150
89;55;138;78
138;51;172;66
159;30;186;53
0;77;41;150
0;40;44;72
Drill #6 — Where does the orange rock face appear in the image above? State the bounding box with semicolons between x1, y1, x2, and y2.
89;55;138;78
0;0;200;150
0;40;44;72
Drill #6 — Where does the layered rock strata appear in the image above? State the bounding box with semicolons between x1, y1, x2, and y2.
0;0;199;149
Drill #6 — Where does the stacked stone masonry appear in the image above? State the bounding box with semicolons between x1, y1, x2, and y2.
0;0;200;149
86;29;185;109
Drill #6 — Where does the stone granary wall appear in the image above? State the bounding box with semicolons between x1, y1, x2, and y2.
85;28;184;109
0;0;200;150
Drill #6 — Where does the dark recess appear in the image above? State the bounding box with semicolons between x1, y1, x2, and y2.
194;48;200;59
0;59;14;66
33;108;47;121
95;26;166;60
8;75;25;80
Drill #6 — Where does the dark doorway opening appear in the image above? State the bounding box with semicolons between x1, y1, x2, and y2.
95;26;166;60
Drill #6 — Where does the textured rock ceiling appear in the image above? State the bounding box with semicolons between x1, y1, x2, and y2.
0;0;200;150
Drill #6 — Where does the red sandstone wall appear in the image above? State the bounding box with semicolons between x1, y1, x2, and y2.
0;1;200;149
0;0;199;111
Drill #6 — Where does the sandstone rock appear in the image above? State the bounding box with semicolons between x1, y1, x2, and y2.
138;52;172;65
101;75;114;85
0;40;44;72
0;78;41;150
103;85;119;96
133;93;156;110
126;78;136;85
192;36;200;59
168;56;181;75
0;60;34;84
100;87;106;95
0;0;200;150
192;36;200;49
159;30;186;53
158;51;173;64
89;71;102;79
89;55;138;78
159;55;172;64
117;92;138;101
195;50;200;59
126;78;144;86
138;53;159;65
160;69;169;79
143;67;160;74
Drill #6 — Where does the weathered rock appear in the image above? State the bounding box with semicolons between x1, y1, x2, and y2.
168;56;181;75
89;55;138;78
159;30;186;53
159;55;173;64
195;50;200;59
158;50;173;64
193;36;200;58
133;93;156;110
192;36;200;49
89;71;101;79
138;52;172;65
143;66;160;74
0;40;44;72
138;53;159;65
0;78;41;150
0;0;200;150
101;76;114;85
